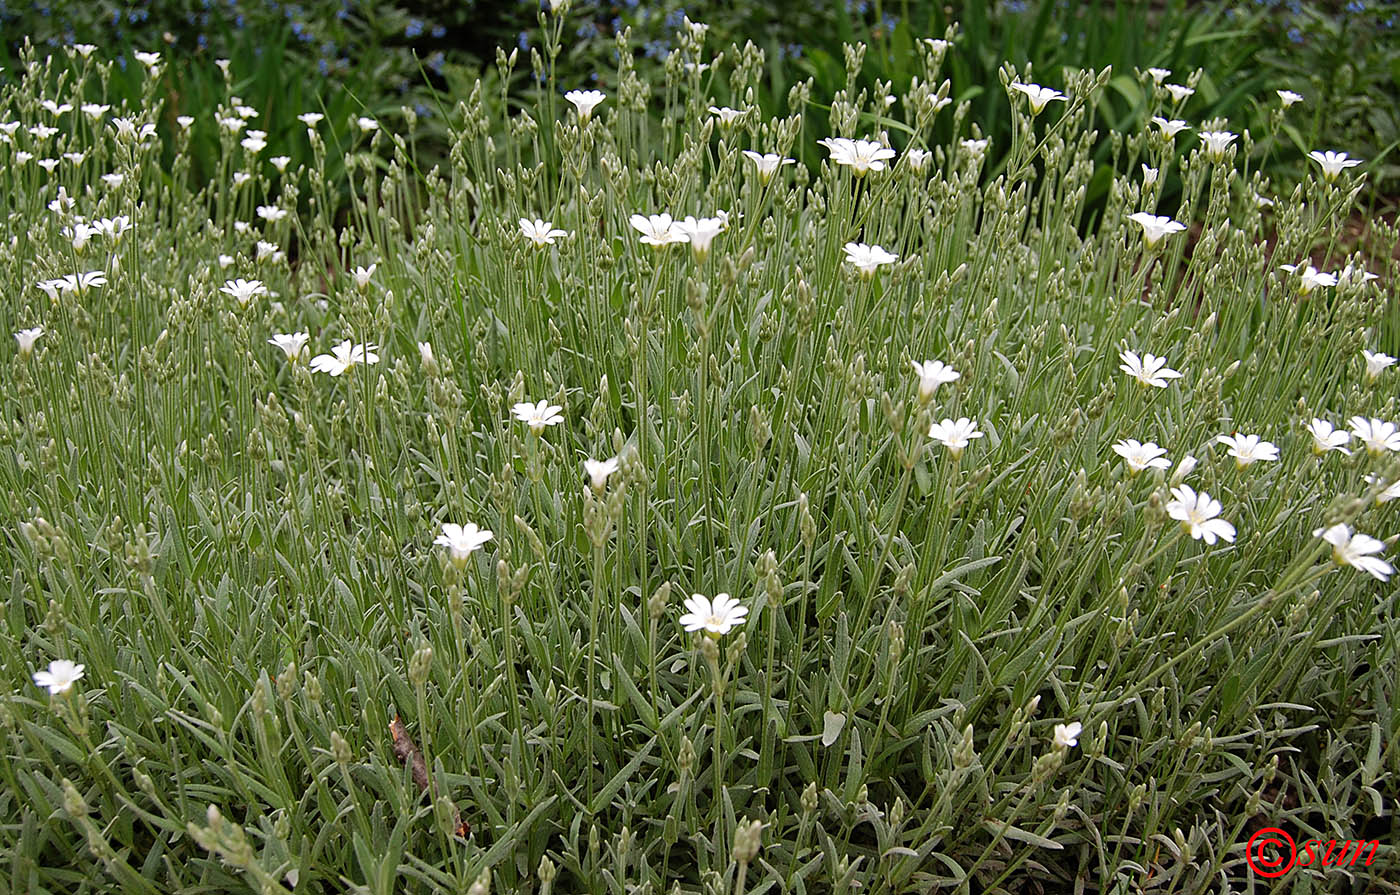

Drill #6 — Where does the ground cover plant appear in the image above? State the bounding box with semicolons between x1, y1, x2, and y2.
2;11;1399;894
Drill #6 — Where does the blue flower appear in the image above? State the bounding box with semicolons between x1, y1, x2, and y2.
405;19;423;38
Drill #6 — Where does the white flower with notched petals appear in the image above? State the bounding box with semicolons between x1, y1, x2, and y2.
928;417;983;459
1146;67;1171;84
101;173;124;189
1277;89;1303;107
741;151;794;182
33;659;85;695
1348;417;1400;456
905;148;932;172
268;332;310;362
1198;130;1237;162
564;89;606;122
1009;82;1066;114
1119;349;1182;388
352;264;377;289
679;592;748;636
256;205;287;223
513;399;565;434
1127;212;1186;248
819;137;896;176
1338;264;1379;286
356;117;379;133
519;218;570;248
1278;263;1338;294
434;522;494;567
960;138;989;158
220;278;267;306
59;271;106;293
309;340;379;376
1362;350;1396;382
1308;150;1362;182
1364;475;1400;505
218;116;245;134
298;112;324;128
1164;83;1194;104
80;102;109;119
1306;419;1351;455
1166;486;1236;544
1216;433;1279;468
842;242;898;277
241;135;267;154
14;327;44;356
1053;721;1082;749
707;105;746;127
910;360;959;402
1314;525;1392;581
70;43;97;57
630;213;689;248
270;156;291;172
1151;117;1190;138
1113;439;1171;474
584;456;620;491
675;215;727;261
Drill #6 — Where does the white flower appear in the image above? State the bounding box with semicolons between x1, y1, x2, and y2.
1141;164;1159;187
356;117;379;132
1169;454;1198;487
1215;433;1279;468
1112;439;1171;474
256;205;287;223
91;216;132;241
218;116;246;134
134;51;161;68
241;135;267;154
1166;486;1236;544
1119;349;1183;388
14;327;44;355
1362;350;1396;382
1008;82;1067;114
1306;419;1351;455
519;218;570;247
29;124;59;140
175;114;195;130
819;137;896;176
630;213;689;248
1338;264;1379;286
417;341;435;368
1278;263;1338;293
270;155;291;172
220;278;268;306
218;254;235;269
352;264;377;289
1308;150;1362;182
1364;475;1400;505
905;148;932;172
309;340;380;376
1164;83;1194;104
1348;417;1400;456
1146;67;1171;84
910;359;960;402
1151;116;1190;138
59;271;106;293
842;242;898;276
741;151;795;181
1052;721;1082;749
33;659;85;695
1199;130;1237;162
675;215;727;261
434;522;494;567
1127;212;1186;248
233;172;252;187
80;102;109;119
298;112;324;128
707;105;746;127
678;592;748;636
960;138;989;158
70;43;97;58
584;456;620;491
928;417;983;459
1277;89;1303;107
268;332;310;362
564;89;606;122
513;399;565;434
1314;525;1392;581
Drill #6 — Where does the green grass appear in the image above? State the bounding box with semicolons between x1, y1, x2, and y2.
2;18;1398;895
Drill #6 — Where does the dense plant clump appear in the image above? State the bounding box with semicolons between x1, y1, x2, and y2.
2;12;1398;894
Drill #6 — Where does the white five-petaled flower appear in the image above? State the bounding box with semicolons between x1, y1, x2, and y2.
270;155;291;172
298;112;324;128
59;271;107;293
256;205;287;222
1150;117;1190;138
519;218;570;248
1166;486;1236;544
630;213;689;248
309;340;379;376
842;242;898;277
675;215;728;260
678;592;748;636
220;278;268;306
352;264;377;290
1362;350;1396;382
513;399;565;434
1008;82;1066;114
33;659;85;695
564;89;606;122
1113;439;1171;474
1278;263;1338;293
584;456;620;491
928;417;983;459
1146;67;1171;84
904;148;932;172
1127;212;1186;248
1308;150;1362;182
960;138;989;157
1198;130;1237;162
1348;417;1400;456
1314;525;1392;581
741;151;794;182
434;522;494;567
707;105;746;127
1338;264;1379;286
268;332;310;362
1052;721;1082;749
1216;433;1279;468
14;327;44;355
910;360;960;402
1277;89;1303;107
1164;83;1194;104
356;117;379;132
1119;349;1183;388
1306;419;1351;455
819;137;896;176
